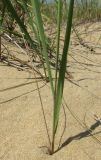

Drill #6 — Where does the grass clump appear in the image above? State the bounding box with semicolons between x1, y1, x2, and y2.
1;0;73;155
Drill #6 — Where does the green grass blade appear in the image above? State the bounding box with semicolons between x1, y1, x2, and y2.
54;0;63;96
0;2;6;28
3;0;37;50
53;0;74;136
21;0;39;40
30;0;54;96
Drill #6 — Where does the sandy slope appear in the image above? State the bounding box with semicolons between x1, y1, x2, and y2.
0;23;101;160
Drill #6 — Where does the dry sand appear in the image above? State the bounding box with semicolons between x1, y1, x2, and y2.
0;22;101;160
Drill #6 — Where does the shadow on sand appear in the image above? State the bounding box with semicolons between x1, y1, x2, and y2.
55;119;101;153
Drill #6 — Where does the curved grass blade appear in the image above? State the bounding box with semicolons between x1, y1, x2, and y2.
3;0;37;50
30;0;54;96
20;0;39;39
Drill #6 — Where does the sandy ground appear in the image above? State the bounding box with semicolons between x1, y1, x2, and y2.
0;22;101;160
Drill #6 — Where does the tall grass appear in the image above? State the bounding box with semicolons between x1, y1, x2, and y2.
75;0;101;22
40;0;101;24
3;0;74;154
30;0;74;154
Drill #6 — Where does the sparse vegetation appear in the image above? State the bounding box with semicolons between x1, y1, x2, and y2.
0;0;101;157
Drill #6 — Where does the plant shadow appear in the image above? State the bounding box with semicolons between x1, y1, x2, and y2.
55;119;101;153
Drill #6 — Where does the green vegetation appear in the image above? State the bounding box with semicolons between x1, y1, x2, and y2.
0;0;101;155
75;0;101;22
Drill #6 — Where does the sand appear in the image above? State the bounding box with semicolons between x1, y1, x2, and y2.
0;22;101;160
